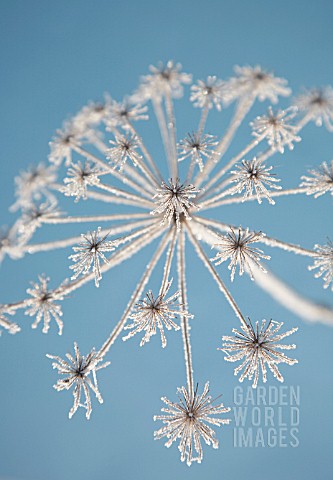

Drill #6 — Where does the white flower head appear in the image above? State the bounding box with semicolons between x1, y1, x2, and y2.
221;319;298;388
309;240;333;291
300;160;333;198
190;76;226;111
178;132;218;172
225;65;291;104
295;86;333;131
151;178;201;230
25;274;65;335
154;382;231;466
69;227;117;287
230;157;282;204
211;227;270;281
251;106;301;153
61;161;100;202
74;95;112;129
47;342;110;419
106;134;142;171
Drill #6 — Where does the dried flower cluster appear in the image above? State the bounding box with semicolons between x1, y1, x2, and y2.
1;61;333;466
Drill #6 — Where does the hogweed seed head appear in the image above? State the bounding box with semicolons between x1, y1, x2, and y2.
154;382;231;466
190;76;226;111
230;157;282;204
221;319;298;388
178;132;218;172
151;178;201;230
47;342;110;419
309;241;333;291
61;161;100;202
300;160;333;198
123;280;189;348
250;106;301;153
225;65;291;104
211;227;270;281
25;274;65;335
106;134;142;171
69;227;117;287
295;86;333;131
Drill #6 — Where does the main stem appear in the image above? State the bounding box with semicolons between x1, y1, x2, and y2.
177;227;194;397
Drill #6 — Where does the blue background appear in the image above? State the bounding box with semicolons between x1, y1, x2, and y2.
0;1;332;479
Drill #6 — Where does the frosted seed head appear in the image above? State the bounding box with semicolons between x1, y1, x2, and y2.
295;86;333;131
221;318;298;388
300;160;333;198
151;178;201;230
154;382;230;466
47;342;110;419
230;157;282;204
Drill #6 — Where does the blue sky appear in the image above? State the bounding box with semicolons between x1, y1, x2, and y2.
0;1;332;479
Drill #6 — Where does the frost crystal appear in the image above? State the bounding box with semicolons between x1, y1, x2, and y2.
221;319;298;388
47;342;110;419
190;76;226;111
211;228;270;281
18;202;61;243
154;382;231;466
69;227;117;287
123;281;189;348
295;86;333;131
178;133;218;172
151;179;201;230
250;106;301;153
225;65;291;104
300;160;333;198
61;161;100;202
107;134;142;170
230;157;281;204
25;274;65;334
309;241;333;291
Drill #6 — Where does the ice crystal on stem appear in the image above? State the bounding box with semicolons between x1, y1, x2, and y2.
230;157;281;204
151;179;201;230
211;227;270;281
221;319;298;388
295;86;333;131
123;281;189;348
300;160;333;198
18;202;61;244
25;274;65;334
154;382;231;466
47;342;110;419
178;133;218;172
69;227;117;287
251;106;301;153
309;241;333;291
